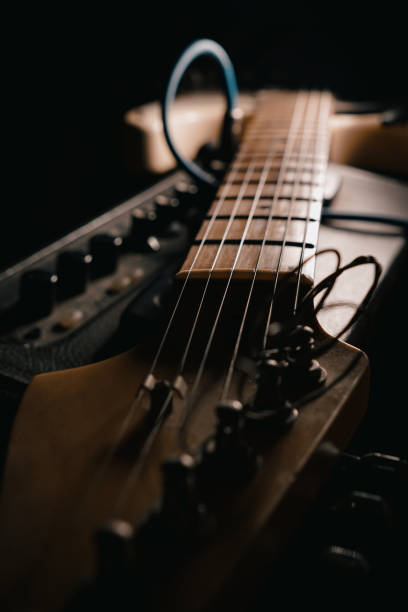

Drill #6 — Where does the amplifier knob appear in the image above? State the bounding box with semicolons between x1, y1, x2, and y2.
57;250;92;299
129;208;159;250
90;234;123;277
57;308;84;330
173;181;199;217
153;194;180;229
19;269;58;320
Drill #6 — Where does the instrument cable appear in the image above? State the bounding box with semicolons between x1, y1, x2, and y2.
162;38;239;187
321;209;408;230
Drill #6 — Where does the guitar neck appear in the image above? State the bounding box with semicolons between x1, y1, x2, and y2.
178;90;333;283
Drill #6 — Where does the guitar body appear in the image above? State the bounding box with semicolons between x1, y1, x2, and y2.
0;88;406;611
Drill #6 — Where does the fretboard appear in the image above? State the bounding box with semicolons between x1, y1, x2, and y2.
177;90;333;284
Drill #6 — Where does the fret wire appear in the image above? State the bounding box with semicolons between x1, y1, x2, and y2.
194;239;315;249
219;196;321;202
205;215;319;221
235;154;327;163
206;198;322;223
225;180;324;187
230;164;326;173
219;181;325;192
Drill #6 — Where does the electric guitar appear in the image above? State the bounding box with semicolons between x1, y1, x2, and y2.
0;89;407;612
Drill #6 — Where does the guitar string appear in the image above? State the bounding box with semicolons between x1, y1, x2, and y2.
177;91;312;449
260;90;322;351
220;91;321;400
75;136;257;513
113;95;296;511
257;93;334;351
291;91;332;316
259;94;351;357
259;93;334;356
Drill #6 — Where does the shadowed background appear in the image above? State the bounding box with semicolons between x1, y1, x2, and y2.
5;5;407;269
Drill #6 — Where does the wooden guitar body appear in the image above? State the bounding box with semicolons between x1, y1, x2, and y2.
0;88;406;611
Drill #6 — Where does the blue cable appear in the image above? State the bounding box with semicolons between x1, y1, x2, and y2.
321;209;408;231
162;39;239;187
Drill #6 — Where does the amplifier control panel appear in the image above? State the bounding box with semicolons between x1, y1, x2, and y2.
0;171;212;380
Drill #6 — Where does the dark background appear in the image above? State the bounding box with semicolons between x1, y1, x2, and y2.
4;5;407;271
